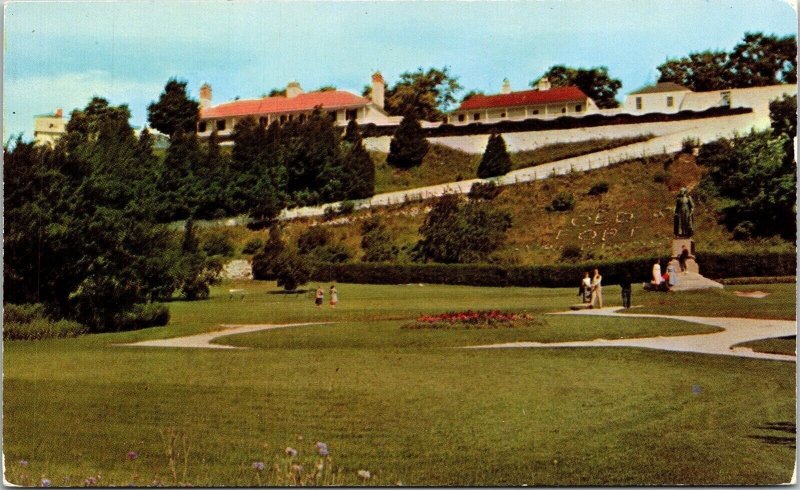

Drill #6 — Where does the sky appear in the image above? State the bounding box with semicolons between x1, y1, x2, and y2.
3;0;797;140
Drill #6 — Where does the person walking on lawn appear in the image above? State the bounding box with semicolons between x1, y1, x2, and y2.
315;286;324;307
620;271;632;309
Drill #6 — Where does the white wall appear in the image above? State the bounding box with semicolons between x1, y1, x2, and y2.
622;90;689;114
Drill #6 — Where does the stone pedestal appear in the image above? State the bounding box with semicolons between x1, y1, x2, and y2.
669;238;699;274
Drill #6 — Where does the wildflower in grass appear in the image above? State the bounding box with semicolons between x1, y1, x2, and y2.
358;470;371;479
41;478;52;487
315;441;329;456
285;446;298;457
127;451;138;460
692;385;703;395
18;459;29;467
84;476;97;486
252;461;265;471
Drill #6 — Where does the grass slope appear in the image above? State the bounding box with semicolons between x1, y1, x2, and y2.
4;282;796;486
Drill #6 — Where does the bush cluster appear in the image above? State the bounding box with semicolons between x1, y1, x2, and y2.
468;181;504;201
4;303;88;340
546;192;575;212
112;303;171;331
313;251;795;287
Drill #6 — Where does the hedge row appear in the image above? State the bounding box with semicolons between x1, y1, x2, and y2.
312;251;795;288
358;107;753;138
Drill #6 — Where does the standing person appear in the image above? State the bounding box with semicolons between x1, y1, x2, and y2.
679;245;690;273
314;286;324;308
651;260;662;287
620;271;632;309
590;268;603;309
666;264;678;290
329;285;338;308
580;272;591;303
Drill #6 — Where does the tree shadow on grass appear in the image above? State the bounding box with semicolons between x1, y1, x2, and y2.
749;421;796;449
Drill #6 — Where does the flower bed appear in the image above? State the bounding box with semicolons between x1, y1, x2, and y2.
403;310;541;329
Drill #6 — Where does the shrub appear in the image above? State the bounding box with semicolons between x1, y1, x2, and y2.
275;249;313;291
338;200;355;215
468;181;504;201
477;133;512;178
180;255;223;300
653;171;669;183
546;192;575;212
587;182;609;196
113;302;170;331
4;318;88;341
297;227;332;254
322;206;337;221
242;237;264;255
681;136;700;153
311;242;354;264
4;303;47;324
387;113;429;168
360;217;399;262
202;232;235;257
560;245;583;261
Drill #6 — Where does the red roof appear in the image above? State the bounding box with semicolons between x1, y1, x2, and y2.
201;90;370;119
457;86;589;111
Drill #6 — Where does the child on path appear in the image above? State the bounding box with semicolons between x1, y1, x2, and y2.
315;286;324;307
329;285;338;308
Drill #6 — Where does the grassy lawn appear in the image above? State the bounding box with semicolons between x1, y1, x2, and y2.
4;281;795;486
734;336;796;356
626;283;796;320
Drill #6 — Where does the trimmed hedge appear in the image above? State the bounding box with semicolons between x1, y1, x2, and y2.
358;107;753;138
313;251;795;288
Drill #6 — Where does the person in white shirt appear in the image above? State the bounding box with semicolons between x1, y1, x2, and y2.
590;268;603;309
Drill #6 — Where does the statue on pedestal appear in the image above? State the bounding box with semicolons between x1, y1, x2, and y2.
673;187;694;238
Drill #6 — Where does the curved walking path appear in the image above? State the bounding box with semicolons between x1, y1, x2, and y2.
465;307;796;362
119;322;331;349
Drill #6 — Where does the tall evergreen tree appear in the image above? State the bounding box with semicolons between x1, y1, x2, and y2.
387;112;429;169
147;78;200;137
342;120;375;199
477;133;511;178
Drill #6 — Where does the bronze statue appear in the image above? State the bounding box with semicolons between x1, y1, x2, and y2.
673;187;694;238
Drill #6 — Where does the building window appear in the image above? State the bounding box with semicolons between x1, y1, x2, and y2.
346;109;358;121
666;96;674;108
635;97;642;110
216;119;226;131
327;111;337;120
458;114;466;122
561;107;566;114
575;104;582;112
473;113;481;121
500;111;506;118
198;121;207;132
532;109;539;115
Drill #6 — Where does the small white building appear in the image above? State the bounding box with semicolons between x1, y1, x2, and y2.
197;72;399;140
447;78;599;125
33;108;67;146
623;82;795;115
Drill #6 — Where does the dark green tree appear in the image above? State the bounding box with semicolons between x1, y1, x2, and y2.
252;225;285;280
341;120;375;199
387;113;429;169
477;133;512;178
274;249;313;291
147;78;200;137
415;195;512;263
531;65;622;108
384;67;463;121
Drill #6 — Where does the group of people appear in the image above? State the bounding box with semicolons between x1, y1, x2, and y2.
578;268;634;309
644;257;685;292
315;285;338;308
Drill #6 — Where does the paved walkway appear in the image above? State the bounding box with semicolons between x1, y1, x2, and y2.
119;322;330;350
465;307;797;362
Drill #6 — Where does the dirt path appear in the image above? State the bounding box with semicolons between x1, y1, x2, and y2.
119;322;331;349
465;307;796;362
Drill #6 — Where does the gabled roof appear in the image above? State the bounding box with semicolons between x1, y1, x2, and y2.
630;82;691;95
456;86;589;111
201;90;370;119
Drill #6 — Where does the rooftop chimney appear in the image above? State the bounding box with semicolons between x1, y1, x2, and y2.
371;71;385;109
501;78;512;94
286;81;304;98
537;77;551;92
55;108;63;118
199;83;213;109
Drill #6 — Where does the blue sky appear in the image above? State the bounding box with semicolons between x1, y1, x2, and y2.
3;0;796;140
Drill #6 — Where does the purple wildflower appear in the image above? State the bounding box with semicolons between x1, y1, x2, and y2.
41;479;52;487
315;441;329;456
285;446;298;457
252;461;265;471
127;451;138;461
691;385;703;395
